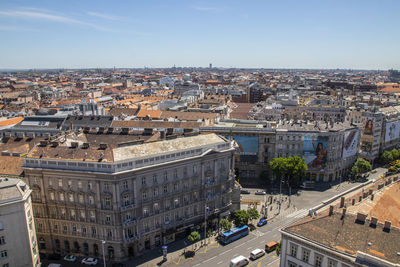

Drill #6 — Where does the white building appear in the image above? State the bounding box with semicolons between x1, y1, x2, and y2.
0;177;40;267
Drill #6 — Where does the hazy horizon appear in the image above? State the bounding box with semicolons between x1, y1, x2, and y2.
0;0;399;70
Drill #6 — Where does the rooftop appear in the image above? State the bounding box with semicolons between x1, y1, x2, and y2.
283;211;400;264
0;177;29;205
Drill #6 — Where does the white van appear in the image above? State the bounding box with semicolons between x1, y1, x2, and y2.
250;248;265;260
230;255;249;267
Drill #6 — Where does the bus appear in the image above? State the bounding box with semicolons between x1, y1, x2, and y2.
219;225;249;245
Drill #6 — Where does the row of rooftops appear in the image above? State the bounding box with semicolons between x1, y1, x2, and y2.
22;133;233;173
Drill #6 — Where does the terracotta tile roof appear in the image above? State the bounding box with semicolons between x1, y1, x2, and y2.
161;111;217;122
136;109;162;119
0;117;24;127
284;212;400;264
0;156;23;175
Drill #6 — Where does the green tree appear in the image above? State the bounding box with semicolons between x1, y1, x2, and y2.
269;156;308;187
188;231;201;251
391;149;400;160
247;208;260;222
381;150;394;164
232;210;250;227
276;241;282;256
220;218;232;232
351;158;372;178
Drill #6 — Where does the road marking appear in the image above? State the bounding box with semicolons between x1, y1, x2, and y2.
217;261;223;265
234;243;245;248
220;248;232;255
193;264;200;267
204;256;216;263
268;258;280;265
247;246;253;250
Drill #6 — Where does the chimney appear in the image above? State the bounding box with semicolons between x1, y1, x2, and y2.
341;208;346;220
384;220;391;232
70;142;79;148
356;212;367;224
50;141;58;147
81;142;89;149
329;205;334;216
370;216;378;228
39;140;48;147
99;143;108;150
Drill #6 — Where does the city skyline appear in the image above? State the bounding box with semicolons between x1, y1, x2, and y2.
0;0;399;69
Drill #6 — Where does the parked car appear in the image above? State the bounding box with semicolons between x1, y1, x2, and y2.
249;248;265;260
257;218;267;227
81;258;98;265
63;255;77;262
240;189;251;194
255;191;266;195
265;241;278;253
48;254;61;260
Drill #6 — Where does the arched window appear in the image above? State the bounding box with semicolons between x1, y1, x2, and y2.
108;246;114;259
64;240;70;253
73;241;80;253
54;239;60;252
93;244;99;256
83;243;89;256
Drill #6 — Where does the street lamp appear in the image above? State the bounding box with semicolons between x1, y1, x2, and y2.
204;205;209;244
101;240;106;267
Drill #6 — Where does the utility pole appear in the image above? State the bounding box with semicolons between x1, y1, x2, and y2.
102;240;106;267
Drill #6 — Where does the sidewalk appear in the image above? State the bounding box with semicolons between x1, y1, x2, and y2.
136;236;219;267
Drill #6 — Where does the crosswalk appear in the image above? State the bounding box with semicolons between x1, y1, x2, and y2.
286;208;309;219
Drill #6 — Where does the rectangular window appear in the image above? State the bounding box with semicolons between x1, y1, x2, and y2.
290;244;297;258
106;215;111;222
88;182;93;191
0;236;4;245
79;194;84;204
123;180;128;190
123;195;130;206
78;181;82;189
153;175;157;184
70;209;76;219
288;261;297;267
104;183;110;191
0;250;7;259
163;185;168;193
302;249;310;263
68;180;72;187
164;172;168;181
105;196;111;206
50;192;55;200
142;177;146;185
328;259;337;267
59;193;64;201
89;196;94;205
69;193;74;202
142;191;147;200
58;179;62;187
48;179;53;186
315;254;323;267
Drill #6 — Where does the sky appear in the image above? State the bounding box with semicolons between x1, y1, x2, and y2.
0;0;399;70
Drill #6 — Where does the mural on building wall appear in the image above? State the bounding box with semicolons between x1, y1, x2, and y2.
363;118;374;135
227;135;259;162
342;129;359;158
385;120;400;143
303;135;328;169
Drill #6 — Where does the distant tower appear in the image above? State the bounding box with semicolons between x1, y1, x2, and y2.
209;63;212;69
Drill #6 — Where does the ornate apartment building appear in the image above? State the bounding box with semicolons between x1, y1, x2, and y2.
22;133;236;261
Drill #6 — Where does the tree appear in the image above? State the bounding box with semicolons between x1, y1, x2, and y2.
391;149;400;160
276;241;282;256
247;208;260;223
351;158;372;178
232;210;250;227
269;156;308;187
188;231;201;251
381;150;394;164
220;218;232;232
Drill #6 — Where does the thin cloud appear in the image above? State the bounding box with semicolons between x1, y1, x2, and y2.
192;6;221;12
87;11;125;21
0;25;36;32
0;9;112;32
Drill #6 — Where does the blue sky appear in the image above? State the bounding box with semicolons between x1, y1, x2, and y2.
0;0;399;69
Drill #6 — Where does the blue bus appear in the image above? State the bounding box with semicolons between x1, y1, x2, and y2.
219;225;249;245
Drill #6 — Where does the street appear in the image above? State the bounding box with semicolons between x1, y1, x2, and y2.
161;179;370;267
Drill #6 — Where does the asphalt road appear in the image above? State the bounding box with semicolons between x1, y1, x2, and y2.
163;180;369;267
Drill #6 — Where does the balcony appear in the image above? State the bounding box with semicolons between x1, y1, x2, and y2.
124;235;139;243
120;203;136;211
123;218;136;227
